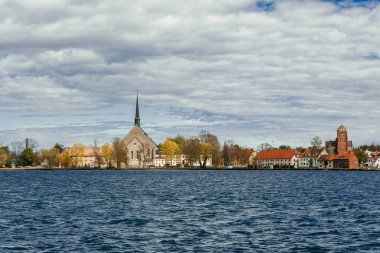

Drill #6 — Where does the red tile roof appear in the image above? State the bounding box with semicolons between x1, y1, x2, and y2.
255;149;300;160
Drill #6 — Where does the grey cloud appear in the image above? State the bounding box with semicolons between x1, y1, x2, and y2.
0;0;379;147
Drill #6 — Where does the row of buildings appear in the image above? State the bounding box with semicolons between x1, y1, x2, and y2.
60;94;374;169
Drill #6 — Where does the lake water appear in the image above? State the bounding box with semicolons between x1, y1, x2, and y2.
0;170;379;252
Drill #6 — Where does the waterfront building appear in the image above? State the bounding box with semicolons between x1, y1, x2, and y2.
325;125;353;154
66;147;106;168
154;154;212;168
230;149;257;168
255;149;300;169
319;125;359;169
374;157;380;169
122;94;157;168
317;154;335;169
298;148;328;168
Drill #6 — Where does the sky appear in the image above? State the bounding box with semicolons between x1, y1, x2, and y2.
0;0;379;149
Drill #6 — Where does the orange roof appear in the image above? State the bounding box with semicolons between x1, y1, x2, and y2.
318;151;357;161
231;149;255;158
299;149;324;158
256;149;300;160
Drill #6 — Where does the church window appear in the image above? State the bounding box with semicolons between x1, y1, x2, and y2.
131;151;133;159
341;134;344;141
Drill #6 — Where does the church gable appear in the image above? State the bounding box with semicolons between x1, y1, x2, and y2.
123;126;156;148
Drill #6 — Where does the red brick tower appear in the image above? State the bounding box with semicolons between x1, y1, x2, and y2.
336;125;348;154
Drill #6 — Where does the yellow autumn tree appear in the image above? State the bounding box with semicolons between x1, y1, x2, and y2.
61;149;72;168
71;142;85;167
101;142;114;168
0;150;8;168
161;139;181;166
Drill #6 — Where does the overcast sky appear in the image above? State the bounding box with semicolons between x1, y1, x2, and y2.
0;0;379;149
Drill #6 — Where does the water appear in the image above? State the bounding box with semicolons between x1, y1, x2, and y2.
0;170;379;252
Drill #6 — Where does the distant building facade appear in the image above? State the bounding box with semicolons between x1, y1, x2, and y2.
319;125;359;169
230;149;257;168
298;148;328;168
255;149;300;169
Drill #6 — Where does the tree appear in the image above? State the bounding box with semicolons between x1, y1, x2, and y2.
21;148;36;166
296;147;306;153
199;142;212;168
39;148;60;168
71;142;85;167
93;139;103;168
161;139;181;166
185;138;202;168
10;141;24;167
279;145;291;150
0;146;11;167
0;150;8;167
171;136;186;153
26;138;39;151
101;143;114;168
310;136;323;167
113;138;129;168
258;143;273;151
202;132;222;168
61;149;72;168
354;149;368;164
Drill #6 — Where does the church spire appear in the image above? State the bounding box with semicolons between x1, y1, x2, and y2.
135;92;140;127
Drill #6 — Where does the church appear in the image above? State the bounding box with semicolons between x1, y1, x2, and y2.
122;94;157;168
318;125;359;169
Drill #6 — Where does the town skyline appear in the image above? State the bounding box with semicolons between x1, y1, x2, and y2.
0;0;379;148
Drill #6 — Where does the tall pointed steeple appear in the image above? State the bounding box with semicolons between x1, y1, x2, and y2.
135;92;140;127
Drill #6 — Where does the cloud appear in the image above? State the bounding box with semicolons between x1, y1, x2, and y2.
0;0;379;148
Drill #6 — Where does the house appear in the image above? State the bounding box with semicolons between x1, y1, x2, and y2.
230;149;257;168
298;148;328;169
255;149;300;169
317;154;335;169
373;156;380;169
317;151;359;169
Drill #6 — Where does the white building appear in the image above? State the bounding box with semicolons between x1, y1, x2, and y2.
298;149;328;168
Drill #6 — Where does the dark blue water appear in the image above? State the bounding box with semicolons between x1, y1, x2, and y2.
0;170;379;252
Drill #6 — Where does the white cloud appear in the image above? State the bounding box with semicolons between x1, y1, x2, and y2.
0;0;379;148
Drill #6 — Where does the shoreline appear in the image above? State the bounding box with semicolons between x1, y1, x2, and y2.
1;167;379;172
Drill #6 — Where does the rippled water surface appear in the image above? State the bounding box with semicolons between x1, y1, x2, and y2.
1;170;380;252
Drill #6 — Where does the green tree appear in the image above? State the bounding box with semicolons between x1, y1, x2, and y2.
279;145;291;150
354;149;368;164
296;147;306;153
21;148;36;166
258;143;273;151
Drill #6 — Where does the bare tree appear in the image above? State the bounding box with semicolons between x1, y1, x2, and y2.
10;141;24;167
93;139;103;168
113;138;129;169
